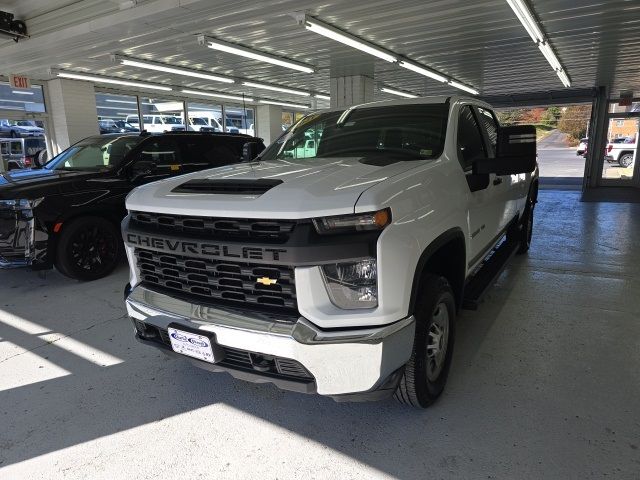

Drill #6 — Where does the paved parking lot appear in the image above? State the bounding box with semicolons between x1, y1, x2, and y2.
1;190;639;479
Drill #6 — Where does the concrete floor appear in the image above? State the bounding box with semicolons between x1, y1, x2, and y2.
1;190;639;479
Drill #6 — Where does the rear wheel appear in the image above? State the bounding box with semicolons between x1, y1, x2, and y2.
55;216;122;281
619;154;634;168
509;188;536;255
394;274;456;408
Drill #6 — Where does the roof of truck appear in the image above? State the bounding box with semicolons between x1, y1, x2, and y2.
319;94;492;113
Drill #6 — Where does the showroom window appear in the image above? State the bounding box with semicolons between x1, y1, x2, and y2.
139;97;186;133
225;106;254;135
0;82;46;113
95;93;140;134
186;101;223;132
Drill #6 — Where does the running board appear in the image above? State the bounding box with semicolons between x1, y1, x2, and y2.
462;238;519;310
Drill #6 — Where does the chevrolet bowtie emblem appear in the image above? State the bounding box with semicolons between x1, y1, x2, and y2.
257;277;277;286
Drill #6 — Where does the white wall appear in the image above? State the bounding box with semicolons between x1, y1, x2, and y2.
256;104;283;146
46;78;99;153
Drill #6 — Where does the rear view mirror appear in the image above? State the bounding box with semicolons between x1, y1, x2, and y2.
241;142;260;162
475;125;537;175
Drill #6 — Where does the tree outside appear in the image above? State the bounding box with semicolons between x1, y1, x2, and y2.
496;104;591;146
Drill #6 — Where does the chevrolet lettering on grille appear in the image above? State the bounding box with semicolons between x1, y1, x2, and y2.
125;233;287;262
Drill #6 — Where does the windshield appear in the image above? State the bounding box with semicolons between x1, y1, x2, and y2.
190;117;208;125
16;121;37;127
162;116;182;125
44;136;144;171
260;103;449;162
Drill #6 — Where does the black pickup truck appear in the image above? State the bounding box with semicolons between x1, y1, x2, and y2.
0;131;264;280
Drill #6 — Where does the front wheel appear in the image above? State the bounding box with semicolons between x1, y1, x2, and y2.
55;216;122;281
619;154;634;168
394;274;456;408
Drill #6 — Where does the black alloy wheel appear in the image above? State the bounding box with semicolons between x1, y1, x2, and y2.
55;216;122;281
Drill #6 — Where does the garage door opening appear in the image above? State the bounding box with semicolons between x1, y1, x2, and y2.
496;104;592;188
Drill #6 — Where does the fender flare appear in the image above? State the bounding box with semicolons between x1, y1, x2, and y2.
408;227;466;313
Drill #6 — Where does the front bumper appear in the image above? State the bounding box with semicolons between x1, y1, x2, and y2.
126;284;415;398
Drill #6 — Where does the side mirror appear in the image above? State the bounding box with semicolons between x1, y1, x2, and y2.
241;141;260;162
130;160;155;181
475;125;537;175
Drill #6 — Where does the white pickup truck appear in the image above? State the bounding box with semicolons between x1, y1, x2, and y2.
123;96;538;408
605;138;637;168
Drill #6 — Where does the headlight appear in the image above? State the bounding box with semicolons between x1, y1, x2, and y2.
321;258;378;309
312;208;391;235
0;198;43;210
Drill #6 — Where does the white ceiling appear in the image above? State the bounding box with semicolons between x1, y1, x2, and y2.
0;0;639;105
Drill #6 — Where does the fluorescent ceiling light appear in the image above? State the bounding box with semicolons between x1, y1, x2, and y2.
0;99;34;104
381;87;417;99
506;0;544;43
242;81;310;96
181;89;253;102
448;80;479;96
97;106;138;111
12;90;33;95
398;61;447;83
556;70;571;88
538;41;562;71
314;94;330;100
120;59;234;84
305;17;397;63
259;100;309;109
57;72;172;91
206;38;314;73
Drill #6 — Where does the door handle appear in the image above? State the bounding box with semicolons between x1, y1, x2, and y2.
493;177;503;186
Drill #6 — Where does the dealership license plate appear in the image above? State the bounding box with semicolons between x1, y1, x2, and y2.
167;327;215;363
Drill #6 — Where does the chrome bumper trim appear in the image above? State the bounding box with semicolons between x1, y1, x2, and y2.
126;284;415;395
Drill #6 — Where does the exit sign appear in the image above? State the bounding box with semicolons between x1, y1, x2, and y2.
9;74;30;89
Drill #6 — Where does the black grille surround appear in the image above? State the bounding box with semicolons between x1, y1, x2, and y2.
134;319;314;383
130;210;298;243
135;248;298;315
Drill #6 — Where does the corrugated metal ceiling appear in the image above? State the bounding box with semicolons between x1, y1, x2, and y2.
0;0;639;105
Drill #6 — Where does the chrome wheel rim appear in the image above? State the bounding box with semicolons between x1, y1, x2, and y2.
426;302;450;382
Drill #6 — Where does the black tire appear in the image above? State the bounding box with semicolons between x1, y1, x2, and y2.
55;216;122;281
508;187;536;255
619;154;634;168
394;274;456;408
10;130;18;138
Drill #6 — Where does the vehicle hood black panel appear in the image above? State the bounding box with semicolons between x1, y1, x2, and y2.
0;169;109;199
172;178;283;195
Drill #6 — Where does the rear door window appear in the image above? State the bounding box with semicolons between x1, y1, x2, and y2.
180;137;243;172
477;107;499;157
137;138;182;176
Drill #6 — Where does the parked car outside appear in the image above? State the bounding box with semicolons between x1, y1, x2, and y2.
0;119;44;137
99;119;139;134
125;114;186;133
0;137;47;170
605;137;637;167
576;137;588;156
0;131;265;279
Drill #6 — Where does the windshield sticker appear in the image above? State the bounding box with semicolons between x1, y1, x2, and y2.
420;149;432;156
